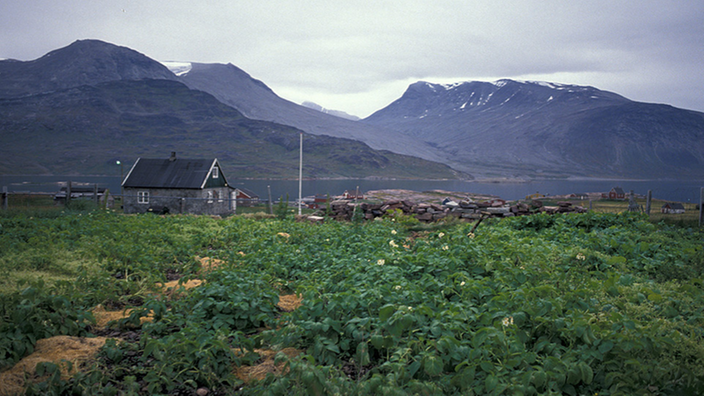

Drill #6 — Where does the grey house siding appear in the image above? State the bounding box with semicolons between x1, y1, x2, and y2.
123;186;233;215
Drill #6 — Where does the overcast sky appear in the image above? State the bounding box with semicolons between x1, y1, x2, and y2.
1;1;703;118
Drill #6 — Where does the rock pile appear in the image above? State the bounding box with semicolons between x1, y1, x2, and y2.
321;198;587;222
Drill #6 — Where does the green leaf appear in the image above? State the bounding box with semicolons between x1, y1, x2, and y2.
408;360;421;378
598;340;614;354
531;370;547;389
379;305;395;322
647;293;663;303
472;328;490;348
371;334;384;350
485;374;498;392
423;355;443;377
579;362;594;384
479;361;494;373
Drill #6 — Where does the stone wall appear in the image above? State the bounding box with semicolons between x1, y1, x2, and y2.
321;198;587;222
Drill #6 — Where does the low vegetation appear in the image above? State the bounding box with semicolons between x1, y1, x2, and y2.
0;200;703;395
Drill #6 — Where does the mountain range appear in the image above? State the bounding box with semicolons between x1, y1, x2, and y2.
363;80;704;179
0;40;461;179
2;39;703;180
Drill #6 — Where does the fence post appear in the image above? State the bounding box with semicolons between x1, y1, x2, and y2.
94;184;99;206
699;187;704;227
645;190;652;216
66;181;72;206
267;185;273;215
2;186;7;210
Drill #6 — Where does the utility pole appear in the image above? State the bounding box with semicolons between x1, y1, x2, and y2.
298;132;303;216
699;187;704;227
117;160;124;202
267;185;273;215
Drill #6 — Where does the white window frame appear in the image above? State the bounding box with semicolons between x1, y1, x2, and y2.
207;190;214;204
138;191;149;204
212;167;219;178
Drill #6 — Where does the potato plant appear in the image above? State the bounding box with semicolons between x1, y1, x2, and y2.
1;210;703;395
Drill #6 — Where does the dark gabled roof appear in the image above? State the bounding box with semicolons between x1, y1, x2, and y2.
662;202;685;210
611;187;626;195
122;157;222;189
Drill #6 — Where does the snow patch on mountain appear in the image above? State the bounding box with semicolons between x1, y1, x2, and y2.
302;101;360;121
160;61;192;76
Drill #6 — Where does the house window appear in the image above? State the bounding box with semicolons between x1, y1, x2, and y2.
207;191;214;204
212;167;219;178
138;191;149;204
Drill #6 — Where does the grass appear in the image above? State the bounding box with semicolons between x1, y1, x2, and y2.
534;197;701;226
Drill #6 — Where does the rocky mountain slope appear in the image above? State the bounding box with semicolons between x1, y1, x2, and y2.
172;62;445;163
0;40;462;179
363;80;704;179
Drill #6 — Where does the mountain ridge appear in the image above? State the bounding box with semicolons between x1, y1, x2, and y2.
362;79;704;179
0;40;464;180
2;39;702;180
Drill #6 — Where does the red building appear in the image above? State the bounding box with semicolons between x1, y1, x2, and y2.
603;187;626;200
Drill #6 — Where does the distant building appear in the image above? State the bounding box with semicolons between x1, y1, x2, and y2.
233;187;260;207
54;186;107;202
603;187;626;200
342;190;364;200
121;152;235;215
304;194;329;209
661;202;685;214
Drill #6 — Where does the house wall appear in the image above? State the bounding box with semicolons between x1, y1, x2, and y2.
123;187;233;215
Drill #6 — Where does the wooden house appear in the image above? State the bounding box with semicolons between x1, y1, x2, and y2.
233;187;260;207
121;152;235;215
603;187;626;200
661;202;685;214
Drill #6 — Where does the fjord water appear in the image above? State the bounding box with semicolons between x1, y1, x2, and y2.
1;176;702;204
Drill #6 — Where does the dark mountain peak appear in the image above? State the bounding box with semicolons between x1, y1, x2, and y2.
186;62;274;94
364;77;704;179
0;39;176;98
366;79;630;122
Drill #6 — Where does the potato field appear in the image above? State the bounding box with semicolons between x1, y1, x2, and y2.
1;209;703;395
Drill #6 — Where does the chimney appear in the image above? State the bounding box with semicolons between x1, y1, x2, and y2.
169;152;176;162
